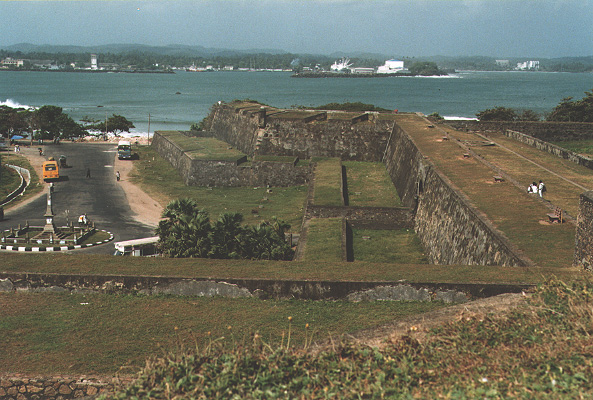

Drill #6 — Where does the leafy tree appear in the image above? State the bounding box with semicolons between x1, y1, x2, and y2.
91;114;135;135
156;198;293;260
31;105;87;139
408;61;442;76
156;199;212;258
0;106;30;138
476;107;519;121
546;89;593;122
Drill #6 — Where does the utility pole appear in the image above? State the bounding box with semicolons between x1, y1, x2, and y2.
147;113;151;144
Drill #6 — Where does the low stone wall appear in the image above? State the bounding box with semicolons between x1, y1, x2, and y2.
447;120;593;141
504;130;593;170
0;273;534;302
305;205;414;229
0;375;118;400
574;191;593;271
152;131;310;187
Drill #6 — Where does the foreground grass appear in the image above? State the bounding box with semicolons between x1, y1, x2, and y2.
0;252;584;284
129;145;307;229
0;292;445;375
105;280;593;399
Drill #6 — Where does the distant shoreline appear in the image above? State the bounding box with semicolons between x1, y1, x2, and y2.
0;69;174;74
291;72;448;78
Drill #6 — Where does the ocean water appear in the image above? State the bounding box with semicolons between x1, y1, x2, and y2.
2;70;591;136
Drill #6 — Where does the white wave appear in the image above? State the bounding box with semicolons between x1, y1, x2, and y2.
0;99;37;110
443;116;478;121
401;74;462;79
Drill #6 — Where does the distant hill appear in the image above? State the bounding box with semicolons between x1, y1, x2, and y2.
1;43;289;57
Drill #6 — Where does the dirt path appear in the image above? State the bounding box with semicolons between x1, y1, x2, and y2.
114;156;163;228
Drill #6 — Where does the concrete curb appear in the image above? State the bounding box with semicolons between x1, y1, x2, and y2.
0;229;114;252
0;164;30;207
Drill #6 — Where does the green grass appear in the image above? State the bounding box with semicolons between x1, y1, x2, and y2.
0;153;44;209
312;158;343;206
156;131;246;161
353;228;429;264
129;145;307;229
343;161;403;207
550;139;593;157
105;280;593;399
303;218;343;262
0;163;21;198
0;291;445;375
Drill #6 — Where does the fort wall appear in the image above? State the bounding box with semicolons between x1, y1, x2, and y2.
383;123;530;266
151;131;310;187
209;104;393;161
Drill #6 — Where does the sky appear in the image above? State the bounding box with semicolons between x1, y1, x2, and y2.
1;0;592;58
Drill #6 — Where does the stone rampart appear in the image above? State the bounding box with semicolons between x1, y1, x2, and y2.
383;122;530;266
504;130;593;170
209;104;393;161
574;191;593;271
152;131;310;187
447;120;593;141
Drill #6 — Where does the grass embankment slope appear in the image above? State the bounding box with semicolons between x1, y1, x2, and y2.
105;280;593;399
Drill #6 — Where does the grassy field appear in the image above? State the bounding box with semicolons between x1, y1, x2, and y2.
0;163;21;199
343;161;403;207
0;153;43;208
311;158;343;206
353;228;428;264
550;139;593;157
302;218;343;262
0;291;446;375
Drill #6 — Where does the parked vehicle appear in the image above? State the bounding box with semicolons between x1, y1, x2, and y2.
117;140;133;160
42;158;59;181
113;236;159;256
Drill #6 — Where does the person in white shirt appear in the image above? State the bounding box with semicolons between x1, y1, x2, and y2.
538;180;546;197
527;182;538;194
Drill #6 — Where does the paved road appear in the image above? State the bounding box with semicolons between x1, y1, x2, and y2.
1;142;156;254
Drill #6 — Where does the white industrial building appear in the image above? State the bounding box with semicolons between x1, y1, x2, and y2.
515;60;540;71
377;59;406;74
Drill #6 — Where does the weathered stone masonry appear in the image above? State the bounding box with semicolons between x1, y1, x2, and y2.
382;121;530;266
574;191;593;271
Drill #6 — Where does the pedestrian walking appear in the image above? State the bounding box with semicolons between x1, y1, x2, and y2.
86;167;91;178
538;180;546;198
116;171;120;181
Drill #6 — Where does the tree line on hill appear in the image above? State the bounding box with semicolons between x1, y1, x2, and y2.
3;46;591;73
0;105;135;140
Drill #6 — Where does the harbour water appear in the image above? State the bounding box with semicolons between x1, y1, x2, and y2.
2;70;591;136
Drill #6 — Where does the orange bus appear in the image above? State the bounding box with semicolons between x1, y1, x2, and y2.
42;159;59;181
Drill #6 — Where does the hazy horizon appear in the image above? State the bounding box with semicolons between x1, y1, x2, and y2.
1;0;592;59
